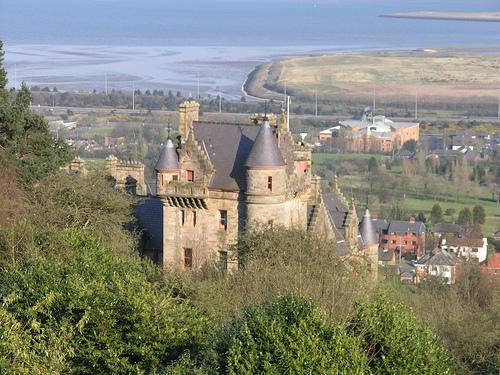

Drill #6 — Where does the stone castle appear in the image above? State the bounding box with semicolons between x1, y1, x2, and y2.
150;100;378;276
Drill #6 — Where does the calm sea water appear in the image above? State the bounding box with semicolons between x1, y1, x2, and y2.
1;0;499;96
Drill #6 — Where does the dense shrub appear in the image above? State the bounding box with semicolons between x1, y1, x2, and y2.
350;293;452;375
0;230;210;374
200;295;368;374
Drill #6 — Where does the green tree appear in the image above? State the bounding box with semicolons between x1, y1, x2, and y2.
368;156;378;172
0;41;6;90
201;295;368;374
402;139;417;153
417;212;427;223
350;294;452;375
430;203;443;224
0;41;72;184
472;205;486;225
457;207;473;226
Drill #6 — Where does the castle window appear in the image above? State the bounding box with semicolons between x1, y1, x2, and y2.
173;174;178;181
193;211;197;226
267;176;273;192
187;170;194;182
219;210;227;231
183;248;193;269
218;251;228;271
181;210;185;226
161;175;164;186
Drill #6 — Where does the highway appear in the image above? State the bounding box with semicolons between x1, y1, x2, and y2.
30;105;500;124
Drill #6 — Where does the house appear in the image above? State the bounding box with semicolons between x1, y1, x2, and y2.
415;249;459;284
440;226;488;263
149;101;378;275
378;248;396;266
375;219;426;257
397;261;416;284
431;223;464;237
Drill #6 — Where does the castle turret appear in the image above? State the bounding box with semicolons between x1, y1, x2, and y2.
245;120;287;227
359;208;379;281
155;138;180;194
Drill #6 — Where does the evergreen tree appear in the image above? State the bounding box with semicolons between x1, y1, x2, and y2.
0;41;7;90
472;205;486;225
0;40;72;183
457;207;472;226
430;203;443;224
368;156;378;172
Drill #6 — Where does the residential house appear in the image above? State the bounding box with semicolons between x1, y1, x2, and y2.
440;226;488;263
416;248;459;284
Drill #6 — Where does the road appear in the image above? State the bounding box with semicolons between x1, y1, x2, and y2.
30;105;500;124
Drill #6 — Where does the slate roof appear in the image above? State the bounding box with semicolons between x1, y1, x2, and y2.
359;209;378;246
372;219;389;233
379;248;394;262
387;220;425;235
193;121;261;191
322;192;348;230
417;249;457;267
155;138;180;171
244;121;286;169
432;223;464;235
322;192;352;256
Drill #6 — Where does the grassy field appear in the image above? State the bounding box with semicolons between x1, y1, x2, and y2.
313;153;500;236
244;48;500;117
278;50;500;98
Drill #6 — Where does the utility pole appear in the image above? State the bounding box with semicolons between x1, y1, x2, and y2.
132;82;135;111
197;73;200;99
287;96;290;131
218;88;222;113
415;91;418;120
284;80;287;103
314;90;318;117
497;93;500;120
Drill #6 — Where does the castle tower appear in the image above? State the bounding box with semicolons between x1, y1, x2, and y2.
344;197;359;249
245;120;287;227
155;138;180;194
178;101;200;140
359;207;379;281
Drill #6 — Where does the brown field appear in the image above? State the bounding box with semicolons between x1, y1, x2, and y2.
276;50;500;99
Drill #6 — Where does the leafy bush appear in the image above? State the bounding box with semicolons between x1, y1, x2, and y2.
0;230;210;374
201;295;368;374
350;293;452;375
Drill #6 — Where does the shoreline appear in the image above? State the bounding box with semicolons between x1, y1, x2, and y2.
381;12;500;23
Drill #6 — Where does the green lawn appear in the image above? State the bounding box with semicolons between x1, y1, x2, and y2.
87;126;113;137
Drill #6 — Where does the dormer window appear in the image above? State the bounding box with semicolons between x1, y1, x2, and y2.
267;176;273;192
187;170;194;182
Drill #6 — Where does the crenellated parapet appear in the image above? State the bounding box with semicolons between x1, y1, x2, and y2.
105;155;146;196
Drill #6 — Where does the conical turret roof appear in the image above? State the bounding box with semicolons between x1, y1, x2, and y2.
359;208;378;246
155;138;180;171
244;121;286;168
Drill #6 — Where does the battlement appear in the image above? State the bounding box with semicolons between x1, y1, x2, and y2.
105;155;146;196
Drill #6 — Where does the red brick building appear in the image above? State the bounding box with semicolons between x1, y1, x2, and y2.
372;219;426;257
